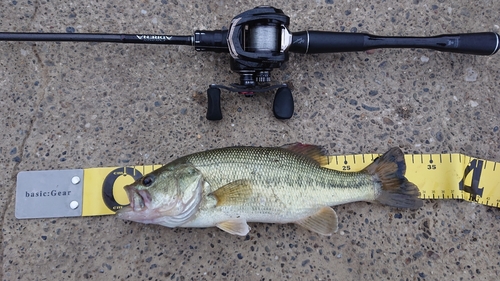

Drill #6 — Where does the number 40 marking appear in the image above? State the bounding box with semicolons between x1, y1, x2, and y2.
458;159;485;201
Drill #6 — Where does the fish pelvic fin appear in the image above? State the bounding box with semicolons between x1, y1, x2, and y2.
210;180;253;207
295;207;338;236
363;147;423;209
281;143;330;166
216;218;251;236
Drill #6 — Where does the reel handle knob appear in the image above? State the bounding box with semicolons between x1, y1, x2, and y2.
273;87;294;119
206;87;222;120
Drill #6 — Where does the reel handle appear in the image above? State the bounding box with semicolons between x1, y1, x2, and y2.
273;87;294;120
290;31;500;56
206;87;223;121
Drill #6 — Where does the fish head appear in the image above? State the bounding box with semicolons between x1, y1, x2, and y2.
116;164;204;227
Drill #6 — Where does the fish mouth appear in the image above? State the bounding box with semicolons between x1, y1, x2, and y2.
122;185;152;212
116;185;166;223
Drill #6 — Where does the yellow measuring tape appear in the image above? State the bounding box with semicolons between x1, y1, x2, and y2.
81;153;500;216
325;153;499;207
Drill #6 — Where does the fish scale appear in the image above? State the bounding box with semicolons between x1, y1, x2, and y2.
157;147;378;225
117;144;422;236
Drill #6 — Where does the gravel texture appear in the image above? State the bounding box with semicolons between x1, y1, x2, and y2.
1;1;499;280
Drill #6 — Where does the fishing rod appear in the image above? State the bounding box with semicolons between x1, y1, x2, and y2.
1;6;499;120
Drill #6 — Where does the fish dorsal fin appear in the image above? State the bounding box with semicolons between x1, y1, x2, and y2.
216;218;251;236
281;142;330;166
211;180;253;207
295;207;338;236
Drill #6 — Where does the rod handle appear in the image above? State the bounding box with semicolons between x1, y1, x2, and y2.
290;31;500;56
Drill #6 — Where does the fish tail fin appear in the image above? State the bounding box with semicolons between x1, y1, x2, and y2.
363;147;423;209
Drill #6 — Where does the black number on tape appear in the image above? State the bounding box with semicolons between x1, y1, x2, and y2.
458;159;485;201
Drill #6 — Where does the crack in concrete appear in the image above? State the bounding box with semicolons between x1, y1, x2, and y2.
0;104;37;273
1;0;48;266
32;1;39;20
1;54;47;271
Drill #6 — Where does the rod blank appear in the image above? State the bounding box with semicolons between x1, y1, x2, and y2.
0;32;193;45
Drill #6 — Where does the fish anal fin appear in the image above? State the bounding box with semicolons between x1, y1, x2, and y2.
216;218;251;236
281;142;330;166
295;207;338;236
211;180;253;207
363;147;423;209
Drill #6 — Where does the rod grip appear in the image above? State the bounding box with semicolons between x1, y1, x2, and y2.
289;31;500;56
449;32;500;55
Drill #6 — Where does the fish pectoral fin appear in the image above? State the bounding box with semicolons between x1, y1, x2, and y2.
295;207;338;236
210;180;253;207
216;218;251;236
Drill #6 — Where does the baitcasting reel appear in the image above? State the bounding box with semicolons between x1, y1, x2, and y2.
1;6;499;120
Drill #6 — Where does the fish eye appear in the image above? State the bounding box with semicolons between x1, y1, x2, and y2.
142;175;155;187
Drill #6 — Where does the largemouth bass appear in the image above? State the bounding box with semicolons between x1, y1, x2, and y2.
117;143;422;236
